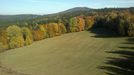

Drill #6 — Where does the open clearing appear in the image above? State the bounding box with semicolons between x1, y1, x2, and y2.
0;29;128;75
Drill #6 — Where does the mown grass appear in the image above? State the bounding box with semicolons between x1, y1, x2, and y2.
0;29;128;75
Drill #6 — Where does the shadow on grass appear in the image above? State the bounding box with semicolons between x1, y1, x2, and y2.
99;38;134;75
90;28;122;38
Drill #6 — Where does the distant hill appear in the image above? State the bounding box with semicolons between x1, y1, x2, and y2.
32;7;94;24
0;7;134;26
38;7;93;19
59;7;92;14
0;14;41;26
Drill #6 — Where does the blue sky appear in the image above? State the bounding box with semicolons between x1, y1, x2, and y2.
0;0;134;15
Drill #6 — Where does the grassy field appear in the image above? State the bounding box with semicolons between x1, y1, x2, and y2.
0;29;129;75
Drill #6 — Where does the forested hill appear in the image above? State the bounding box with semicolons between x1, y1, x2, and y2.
0;7;134;26
0;14;41;26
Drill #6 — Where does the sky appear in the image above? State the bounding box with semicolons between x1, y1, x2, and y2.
0;0;134;15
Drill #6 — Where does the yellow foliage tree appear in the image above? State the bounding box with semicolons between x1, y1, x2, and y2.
47;24;55;37
39;25;47;38
22;27;33;45
0;29;8;51
7;25;24;49
46;23;59;37
85;16;95;30
51;23;59;36
59;23;67;34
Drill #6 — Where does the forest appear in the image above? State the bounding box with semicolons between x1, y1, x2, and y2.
0;7;134;52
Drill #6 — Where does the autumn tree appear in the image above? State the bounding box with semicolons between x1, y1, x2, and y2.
51;23;60;36
117;12;131;36
22;27;33;45
6;25;24;49
38;25;47;38
43;24;50;38
58;23;67;34
0;29;8;45
127;15;134;36
85;16;95;30
45;23;61;37
32;30;44;41
77;16;85;31
128;23;134;36
69;17;79;32
118;19;126;35
47;23;55;37
0;29;8;51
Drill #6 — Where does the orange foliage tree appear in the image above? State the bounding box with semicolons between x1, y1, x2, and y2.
70;16;85;32
77;16;85;31
32;30;44;41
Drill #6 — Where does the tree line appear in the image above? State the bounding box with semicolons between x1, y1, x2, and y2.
0;16;94;52
94;11;134;36
0;10;134;52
